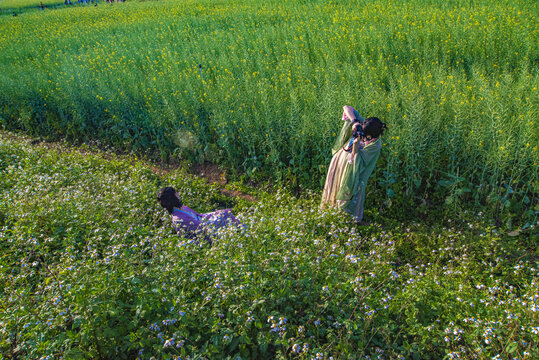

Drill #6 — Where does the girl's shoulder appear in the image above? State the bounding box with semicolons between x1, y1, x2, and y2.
362;137;381;149
181;205;202;216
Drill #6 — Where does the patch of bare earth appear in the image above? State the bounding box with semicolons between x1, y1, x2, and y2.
190;163;256;202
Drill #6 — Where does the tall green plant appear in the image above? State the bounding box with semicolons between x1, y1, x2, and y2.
0;0;537;221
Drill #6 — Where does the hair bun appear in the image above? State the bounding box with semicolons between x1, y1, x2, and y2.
382;122;387;129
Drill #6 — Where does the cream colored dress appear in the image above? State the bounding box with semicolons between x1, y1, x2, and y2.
321;121;382;221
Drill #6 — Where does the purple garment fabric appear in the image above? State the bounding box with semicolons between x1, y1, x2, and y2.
171;206;237;239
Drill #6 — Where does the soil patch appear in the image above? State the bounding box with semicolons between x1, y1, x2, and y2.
190;162;228;186
189;162;257;202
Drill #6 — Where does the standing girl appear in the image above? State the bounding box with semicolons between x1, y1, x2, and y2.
321;105;386;222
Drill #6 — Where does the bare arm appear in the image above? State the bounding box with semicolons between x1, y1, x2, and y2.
343;105;357;121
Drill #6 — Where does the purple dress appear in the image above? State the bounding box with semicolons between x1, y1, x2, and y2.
171;206;237;240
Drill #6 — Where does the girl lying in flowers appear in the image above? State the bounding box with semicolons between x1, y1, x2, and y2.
157;186;238;244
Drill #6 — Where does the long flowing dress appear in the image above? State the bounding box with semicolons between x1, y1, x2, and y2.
321;113;382;222
171;205;237;243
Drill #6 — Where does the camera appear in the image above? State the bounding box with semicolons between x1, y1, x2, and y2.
352;126;364;139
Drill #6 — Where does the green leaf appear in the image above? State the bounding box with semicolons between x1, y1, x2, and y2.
506;341;518;353
507;229;521;237
229;336;240;352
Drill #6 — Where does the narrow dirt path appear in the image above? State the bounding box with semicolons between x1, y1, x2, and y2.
2;131;257;202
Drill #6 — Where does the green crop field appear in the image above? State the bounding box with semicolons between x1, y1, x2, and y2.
0;0;538;358
0;0;537;224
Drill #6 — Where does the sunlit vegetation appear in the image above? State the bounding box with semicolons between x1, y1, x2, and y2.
0;1;538;358
0;0;537;225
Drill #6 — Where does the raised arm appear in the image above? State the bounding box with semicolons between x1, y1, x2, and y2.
332;118;353;155
343;105;357;121
342;105;365;123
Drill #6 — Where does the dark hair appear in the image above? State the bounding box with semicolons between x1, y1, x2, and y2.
363;117;387;139
157;187;182;214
